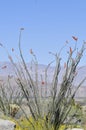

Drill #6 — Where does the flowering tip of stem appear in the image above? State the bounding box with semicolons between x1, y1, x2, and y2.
69;47;72;54
42;81;45;85
8;55;13;61
20;28;24;31
72;36;78;41
30;49;33;54
12;48;14;52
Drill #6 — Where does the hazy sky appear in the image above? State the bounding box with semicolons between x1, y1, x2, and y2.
0;0;86;65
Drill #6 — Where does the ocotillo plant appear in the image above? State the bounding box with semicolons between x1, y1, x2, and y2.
0;29;86;130
48;41;86;130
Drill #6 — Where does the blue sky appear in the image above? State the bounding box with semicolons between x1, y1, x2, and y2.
0;0;86;65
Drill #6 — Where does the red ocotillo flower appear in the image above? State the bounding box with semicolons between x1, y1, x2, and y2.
20;28;24;30
72;36;78;41
30;49;33;54
42;81;45;85
70;47;72;54
12;48;14;52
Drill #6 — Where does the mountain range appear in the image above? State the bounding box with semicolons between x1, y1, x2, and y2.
0;61;86;99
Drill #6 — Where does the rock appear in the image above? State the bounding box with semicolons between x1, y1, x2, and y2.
0;119;16;130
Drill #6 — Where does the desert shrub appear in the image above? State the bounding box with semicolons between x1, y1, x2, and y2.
10;104;20;117
13;117;66;130
0;75;23;117
0;29;86;130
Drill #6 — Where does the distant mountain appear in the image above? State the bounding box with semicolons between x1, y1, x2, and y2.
0;62;86;98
